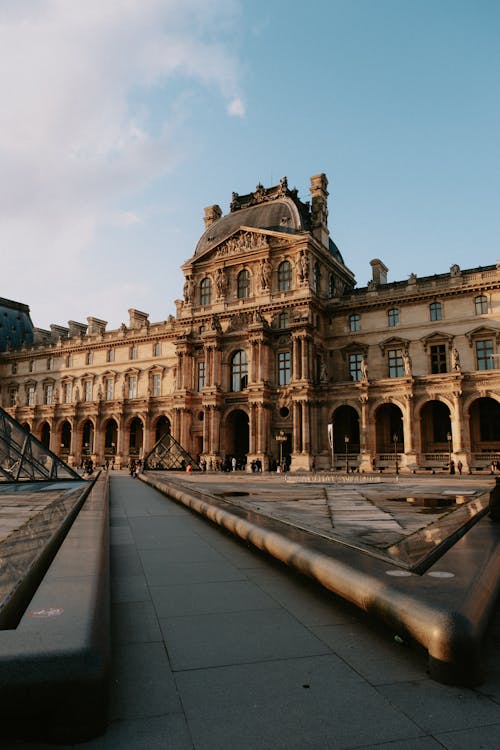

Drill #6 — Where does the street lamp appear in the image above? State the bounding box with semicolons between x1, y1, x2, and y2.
275;431;287;470
447;431;452;470
344;435;350;473
393;433;399;475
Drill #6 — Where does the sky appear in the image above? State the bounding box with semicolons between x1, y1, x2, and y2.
1;0;499;331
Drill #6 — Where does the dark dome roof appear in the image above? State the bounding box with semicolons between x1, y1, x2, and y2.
0;297;34;352
195;198;306;257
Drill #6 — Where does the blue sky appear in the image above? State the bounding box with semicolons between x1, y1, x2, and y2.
2;0;499;330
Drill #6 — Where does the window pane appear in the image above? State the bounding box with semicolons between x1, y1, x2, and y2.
128;376;137;398
105;379;114;400
476;339;494;370
388;309;399;327
278;351;291;385
475;295;488;315
430;344;447;373
388;349;404;377
84;381;92;401
349;314;360;332
278;261;292;291
152;373;161;397
200;278;212;305
430;302;442;321
349;353;363;381
278;311;289;329
198;361;205;391
237;269;250;298
231;350;248;391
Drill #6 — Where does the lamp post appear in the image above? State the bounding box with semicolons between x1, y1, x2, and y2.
344;435;350;473
275;431;287;470
447;431;452;470
393;433;399;475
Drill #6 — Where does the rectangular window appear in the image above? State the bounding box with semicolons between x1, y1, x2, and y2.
107;349;115;363
47;356;54;371
349;353;363;381
86;352;93;365
430;302;442;321
128;376;137;399
278;311;289;329
475;295;488;315
197;361;205;391
9;389;17;407
130;346;138;360
278;351;291;386
84;381;92;402
66;353;73;368
388;308;399;327
11;362;17;375
45;384;53;405
64;382;72;403
105;379;114;400
349;314;360;333
152;373;161;397
430;344;447;374
153;342;161;357
388;349;404;378
476;339;494;370
28;386;35;406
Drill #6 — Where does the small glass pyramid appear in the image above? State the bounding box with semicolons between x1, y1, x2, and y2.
0;407;82;482
144;431;199;471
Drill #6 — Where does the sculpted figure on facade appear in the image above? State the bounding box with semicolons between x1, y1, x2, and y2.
183;276;194;304
361;356;368;382
297;250;309;284
451;346;461;371
216;267;227;297
403;349;412;376
259;257;272;291
320;357;328;383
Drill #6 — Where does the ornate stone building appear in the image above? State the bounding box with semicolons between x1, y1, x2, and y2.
1;173;500;472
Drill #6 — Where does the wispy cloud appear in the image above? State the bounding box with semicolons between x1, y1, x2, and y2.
0;0;243;326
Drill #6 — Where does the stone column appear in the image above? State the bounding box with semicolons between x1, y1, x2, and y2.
302;401;311;453
203;406;210;453
293;402;302;453
249;403;257;454
211;407;221;456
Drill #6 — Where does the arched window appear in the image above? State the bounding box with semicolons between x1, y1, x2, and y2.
237;269;250;299
231;350;248;391
278;261;292;291
475;295;488;315
200;277;212;306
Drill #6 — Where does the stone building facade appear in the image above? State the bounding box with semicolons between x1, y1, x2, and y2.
1;173;500;472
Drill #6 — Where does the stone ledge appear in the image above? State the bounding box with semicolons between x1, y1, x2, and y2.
0;474;110;744
141;472;500;687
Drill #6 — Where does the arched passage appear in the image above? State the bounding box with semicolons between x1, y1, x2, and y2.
469;397;500;456
155;416;171;443
40;422;51;449
224;409;249;463
60;420;72;455
420;401;451;453
129;417;144;457
375;403;404;453
104;418;118;457
331;405;360;454
82;419;94;455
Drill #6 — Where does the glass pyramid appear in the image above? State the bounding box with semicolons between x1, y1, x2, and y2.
144;432;199;471
0;406;81;482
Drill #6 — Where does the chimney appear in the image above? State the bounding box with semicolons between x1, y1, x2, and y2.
370;259;388;286
50;324;69;340
310;173;330;248
204;204;222;229
68;320;87;338
87;317;107;335
128;309;149;329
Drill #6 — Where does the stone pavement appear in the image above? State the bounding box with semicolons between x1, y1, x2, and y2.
3;473;500;749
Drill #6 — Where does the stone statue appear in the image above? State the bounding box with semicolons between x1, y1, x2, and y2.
361;356;368;382
216;267;227;297
297;251;309;284
259;258;272;290
403;349;412;376
183;276;194;304
451;346;461;371
320;358;328;382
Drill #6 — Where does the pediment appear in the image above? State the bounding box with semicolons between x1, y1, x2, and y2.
420;331;453;351
466;326;500;346
379;336;410;354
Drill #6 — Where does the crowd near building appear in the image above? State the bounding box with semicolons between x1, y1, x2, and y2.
1;173;500;473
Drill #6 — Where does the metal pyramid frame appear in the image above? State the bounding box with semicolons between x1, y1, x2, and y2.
144;431;199;471
0;406;82;482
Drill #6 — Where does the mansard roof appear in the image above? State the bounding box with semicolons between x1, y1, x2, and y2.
0;297;34;352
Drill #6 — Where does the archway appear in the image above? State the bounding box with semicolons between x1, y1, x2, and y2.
129;417;144;457
82;419;94;455
469;397;500;455
420;401;451;453
331;405;360;454
104;418;118;457
375;403;404;453
155;416;171;443
40;422;51;449
224;409;249;463
60;420;72;455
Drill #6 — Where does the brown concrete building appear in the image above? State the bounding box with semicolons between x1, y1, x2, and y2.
1;173;500;472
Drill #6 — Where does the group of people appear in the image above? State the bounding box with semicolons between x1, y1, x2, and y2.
128;458;142;477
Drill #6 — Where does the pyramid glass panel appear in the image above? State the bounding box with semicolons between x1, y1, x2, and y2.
144;432;199;471
0;407;81;482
